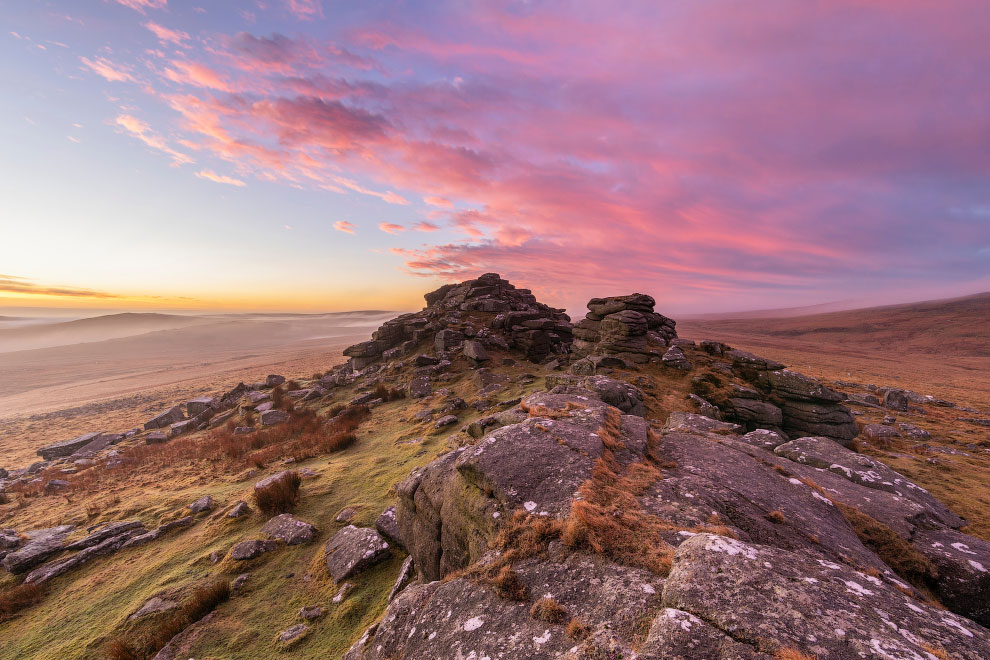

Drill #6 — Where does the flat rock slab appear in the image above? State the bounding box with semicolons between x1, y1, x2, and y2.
324;526;391;581
130;596;181;620
278;623;308;645
663;412;741;435
145;406;184;430
261;514;317;545
2;525;74;573
660;534;990;660
66;521;144;551
188;496;214;513
37;432;101;460
774;436;965;527
230;539;279;560
261;409;291;425
351;548;663;660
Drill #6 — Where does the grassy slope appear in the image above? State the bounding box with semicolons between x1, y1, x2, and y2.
678;292;990;408
0;352;544;660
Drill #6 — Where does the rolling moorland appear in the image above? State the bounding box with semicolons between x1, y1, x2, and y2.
0;277;988;660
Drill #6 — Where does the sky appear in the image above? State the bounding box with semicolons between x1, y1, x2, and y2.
1;0;988;316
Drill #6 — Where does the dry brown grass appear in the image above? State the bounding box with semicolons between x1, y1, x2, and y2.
104;580;230;660
775;649;818;660
562;408;675;575
530;597;568;624
566;618;591;640
373;382;406;402
833;502;937;588
921;643;953;660
8;405;370;501
766;510;787;524
252;471;301;515
0;582;44;622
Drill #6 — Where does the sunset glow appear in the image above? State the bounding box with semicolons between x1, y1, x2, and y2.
2;1;989;314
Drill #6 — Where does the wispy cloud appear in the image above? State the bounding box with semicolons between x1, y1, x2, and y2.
79;56;135;83
333;220;355;234
195;169;246;186
285;0;322;21
144;21;189;46
114;114;192;165
0;274;120;299
379;222;405;234
63;0;990;309
113;0;167;13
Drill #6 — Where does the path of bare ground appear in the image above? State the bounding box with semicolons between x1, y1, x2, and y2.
0;315;393;467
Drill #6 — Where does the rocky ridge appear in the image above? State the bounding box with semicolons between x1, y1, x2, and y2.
0;274;987;660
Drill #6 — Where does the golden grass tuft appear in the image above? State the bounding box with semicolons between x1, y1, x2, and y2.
766;510;787;524
0;582;44;622
252;471;301;515
833;502;937;588
530;597;569;624
775;649;818;660
566;618;591;640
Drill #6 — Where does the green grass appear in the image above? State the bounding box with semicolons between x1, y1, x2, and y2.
0;350;543;660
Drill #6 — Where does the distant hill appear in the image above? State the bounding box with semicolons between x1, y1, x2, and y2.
0;313;210;353
679;292;990;357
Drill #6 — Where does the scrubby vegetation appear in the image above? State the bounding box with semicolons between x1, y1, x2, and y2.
253;471;302;515
0;583;44;623
104;581;230;660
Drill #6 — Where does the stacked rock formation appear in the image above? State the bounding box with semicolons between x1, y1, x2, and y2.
725;349;858;443
572;294;677;364
342;273;572;369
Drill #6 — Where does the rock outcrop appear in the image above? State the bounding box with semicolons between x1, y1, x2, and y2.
342;273;571;370
725;350;858;443
348;376;990;660
572;293;677;364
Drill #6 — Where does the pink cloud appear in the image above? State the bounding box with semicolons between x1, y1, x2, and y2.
114;0;167;13
379;222;405;234
164;61;233;91
80;1;990;310
195;170;245;186
144;21;189;46
285;0;322;21
333;220;355;234
114;114;192;165
79;56;135;83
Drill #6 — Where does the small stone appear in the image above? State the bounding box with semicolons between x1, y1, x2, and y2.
231;573;250;594
332;582;356;603
261;409;291;426
227;501;250;518
335;506;360;523
188;495;214;513
146;431;169;444
324;526;391;581
261;514;317;545
435;415;458;429
300;605;325;620
407;375;432;398
230;539;279;560
278;623;309;645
